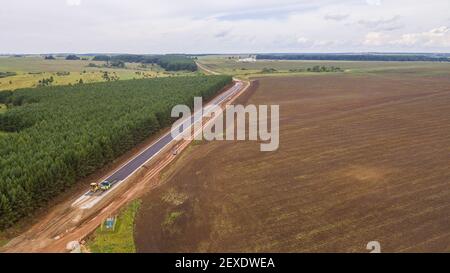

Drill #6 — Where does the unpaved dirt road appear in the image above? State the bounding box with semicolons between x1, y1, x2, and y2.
1;78;250;253
196;62;220;75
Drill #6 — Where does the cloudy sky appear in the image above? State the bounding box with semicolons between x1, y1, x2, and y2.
2;0;450;54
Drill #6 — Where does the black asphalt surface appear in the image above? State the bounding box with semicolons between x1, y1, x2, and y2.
90;81;242;195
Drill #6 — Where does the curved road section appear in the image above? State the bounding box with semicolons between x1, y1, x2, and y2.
72;81;244;209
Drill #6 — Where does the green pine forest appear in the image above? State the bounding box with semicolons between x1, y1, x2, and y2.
0;75;232;229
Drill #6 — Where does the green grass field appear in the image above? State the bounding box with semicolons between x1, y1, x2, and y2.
7;55;444;90
87;200;141;253
0;56;196;91
197;55;450;79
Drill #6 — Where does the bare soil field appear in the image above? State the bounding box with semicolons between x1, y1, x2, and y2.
135;72;450;252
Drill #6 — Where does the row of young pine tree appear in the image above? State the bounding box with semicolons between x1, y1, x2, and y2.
0;75;232;229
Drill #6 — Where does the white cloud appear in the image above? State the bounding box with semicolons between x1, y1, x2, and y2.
1;0;450;53
392;26;450;47
358;16;402;31
363;32;390;46
66;0;81;6
366;0;382;6
297;37;310;44
431;26;450;34
324;14;349;21
361;26;450;49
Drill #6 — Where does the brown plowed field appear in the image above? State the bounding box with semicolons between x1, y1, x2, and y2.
135;73;450;253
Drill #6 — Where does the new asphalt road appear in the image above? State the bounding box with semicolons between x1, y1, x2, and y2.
72;80;244;208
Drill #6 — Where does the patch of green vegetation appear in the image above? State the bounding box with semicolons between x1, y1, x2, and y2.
261;66;344;74
87;200;141;253
162;188;188;206
37;76;54;87
157;55;197;71
92;54;197;71
305;66;343;72
161;210;185;236
55;71;70;76
163;211;184;227
261;67;278;73
65;55;80;60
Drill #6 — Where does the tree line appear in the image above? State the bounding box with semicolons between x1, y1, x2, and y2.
0;75;232;229
92;54;197;71
256;54;450;62
0;72;17;78
65;55;81;60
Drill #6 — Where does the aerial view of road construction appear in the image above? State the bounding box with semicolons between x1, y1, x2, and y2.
0;0;449;271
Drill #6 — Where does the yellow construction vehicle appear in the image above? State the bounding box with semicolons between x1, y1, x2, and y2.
90;180;112;193
90;183;99;193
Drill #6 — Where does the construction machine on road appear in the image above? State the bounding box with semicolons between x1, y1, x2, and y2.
90;180;112;193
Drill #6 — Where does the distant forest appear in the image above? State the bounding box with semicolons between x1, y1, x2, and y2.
92;54;198;71
256;54;450;62
0;72;17;78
